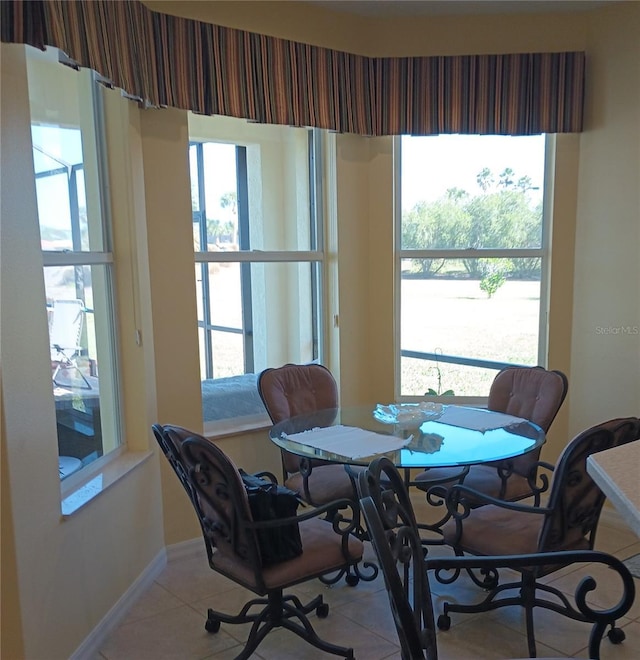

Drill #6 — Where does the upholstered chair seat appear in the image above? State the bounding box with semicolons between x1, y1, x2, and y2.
443;505;557;559
284;463;358;503
215;515;364;592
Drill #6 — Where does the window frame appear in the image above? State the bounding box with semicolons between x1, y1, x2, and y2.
190;124;326;429
32;60;124;483
393;134;555;403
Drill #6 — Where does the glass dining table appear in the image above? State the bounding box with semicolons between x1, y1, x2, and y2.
269;403;545;470
271;403;546;569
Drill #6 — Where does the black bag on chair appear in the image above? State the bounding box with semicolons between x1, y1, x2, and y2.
239;470;304;566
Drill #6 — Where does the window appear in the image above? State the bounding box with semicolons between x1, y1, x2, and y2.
188;116;325;426
397;134;550;400
27;47;121;478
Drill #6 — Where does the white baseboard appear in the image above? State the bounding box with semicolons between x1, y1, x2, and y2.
166;536;205;562
69;538;204;660
70;548;168;660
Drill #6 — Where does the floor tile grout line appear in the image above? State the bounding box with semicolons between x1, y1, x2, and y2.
97;507;639;660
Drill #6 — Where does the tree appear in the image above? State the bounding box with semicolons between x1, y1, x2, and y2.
476;167;494;192
220;191;237;215
498;167;515;188
205;192;239;245
401;166;543;280
479;259;511;298
206;217;222;242
402;198;469;274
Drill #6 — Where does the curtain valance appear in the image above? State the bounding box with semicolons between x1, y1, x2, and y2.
1;0;585;135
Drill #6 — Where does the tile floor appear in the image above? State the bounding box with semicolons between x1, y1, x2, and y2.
96;496;640;660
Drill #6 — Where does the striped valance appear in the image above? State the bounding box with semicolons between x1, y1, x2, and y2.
1;0;585;136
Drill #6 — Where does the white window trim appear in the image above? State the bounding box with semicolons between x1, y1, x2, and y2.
191;126;327;429
42;251;114;267
195;251;323;263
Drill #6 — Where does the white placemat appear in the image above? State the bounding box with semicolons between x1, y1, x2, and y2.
281;425;412;459
437;406;527;432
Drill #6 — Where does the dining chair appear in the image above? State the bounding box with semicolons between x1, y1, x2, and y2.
412;366;568;505
437;416;640;658
257;363;359;507
357;455;636;660
153;423;363;659
49;298;92;389
258;363;377;587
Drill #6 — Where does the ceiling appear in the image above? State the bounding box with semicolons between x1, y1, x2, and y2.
306;1;611;18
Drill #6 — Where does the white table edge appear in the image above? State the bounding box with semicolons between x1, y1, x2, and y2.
587;444;640;538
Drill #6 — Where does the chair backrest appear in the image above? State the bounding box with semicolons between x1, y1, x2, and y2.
360;496;435;660
152;424;200;509
258;363;339;474
153;424;264;585
49;299;84;357
488;366;568;475
539;417;640;553
489;366;568;433
357;456;437;660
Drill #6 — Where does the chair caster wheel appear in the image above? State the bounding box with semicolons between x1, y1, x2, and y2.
608;627;625;644
437;614;451;630
205;618;220;633
345;574;359;587
316;603;330;618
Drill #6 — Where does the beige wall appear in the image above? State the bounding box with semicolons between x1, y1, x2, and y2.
570;2;640;427
334;135;396;406
144;0;588;55
1;45;166;660
2;2;639;657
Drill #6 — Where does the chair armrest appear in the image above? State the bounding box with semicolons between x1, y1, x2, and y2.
298;457;314;504
246;497;358;531
445;483;551;516
426;549;635;623
246;497;362;562
523;459;556;505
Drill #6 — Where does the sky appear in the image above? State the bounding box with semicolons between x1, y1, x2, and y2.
36;126;546;236
400;134;546;211
194;133;547;224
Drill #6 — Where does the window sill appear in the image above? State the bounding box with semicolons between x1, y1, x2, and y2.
60;450;153;517
203;412;271;439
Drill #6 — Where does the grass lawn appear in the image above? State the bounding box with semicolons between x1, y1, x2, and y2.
196;267;542;399
401;278;541;396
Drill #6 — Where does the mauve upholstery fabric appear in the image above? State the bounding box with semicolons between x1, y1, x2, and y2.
443;506;569;557
258;364;338;424
258;364;360;506
285;463;357;501
213;517;364;592
484;367;567;476
488;367;567;436
259;363;339;475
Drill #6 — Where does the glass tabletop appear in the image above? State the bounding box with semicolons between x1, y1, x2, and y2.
269;404;545;469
